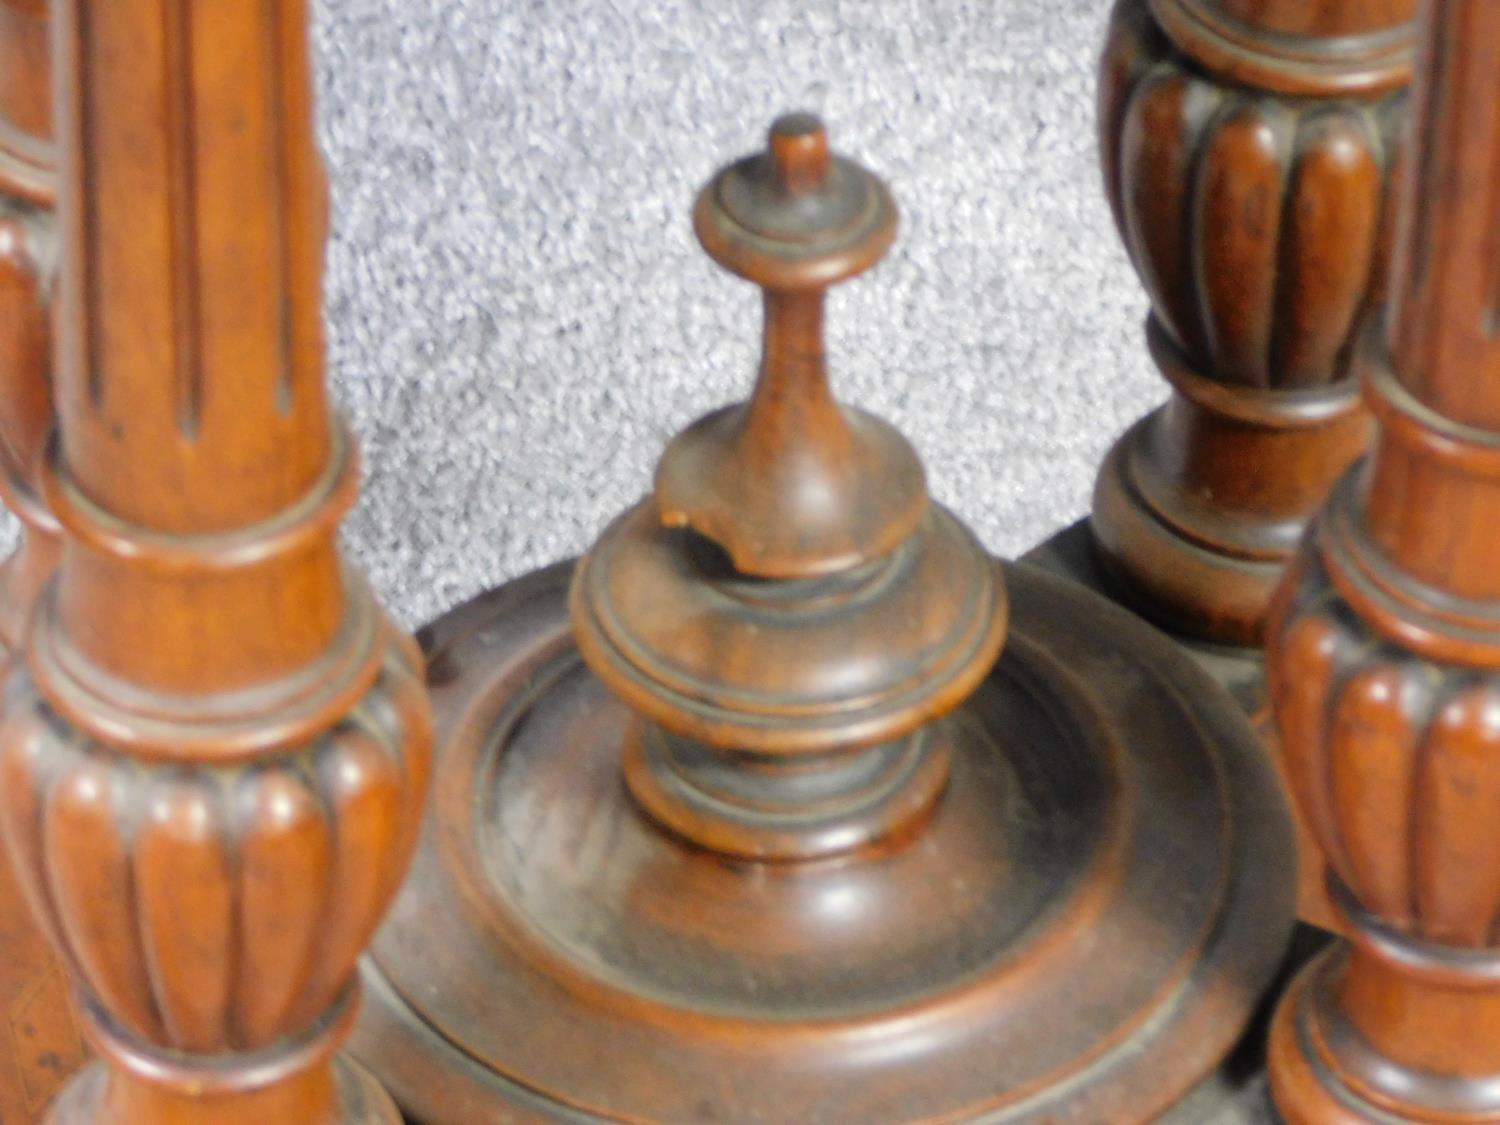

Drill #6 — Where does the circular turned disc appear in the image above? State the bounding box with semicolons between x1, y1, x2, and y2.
352;562;1295;1124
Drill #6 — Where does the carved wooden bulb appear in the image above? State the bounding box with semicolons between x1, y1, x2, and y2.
1092;0;1413;646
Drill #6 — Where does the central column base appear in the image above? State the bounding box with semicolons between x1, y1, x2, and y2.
45;990;399;1125
1091;319;1371;648
354;560;1296;1123
1270;918;1500;1122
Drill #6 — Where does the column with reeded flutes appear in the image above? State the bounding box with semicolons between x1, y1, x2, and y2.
1266;0;1500;1118
0;0;431;1120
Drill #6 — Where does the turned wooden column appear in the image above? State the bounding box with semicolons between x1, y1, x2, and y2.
1266;0;1500;1119
0;1;432;1121
0;4;83;1122
1093;0;1414;646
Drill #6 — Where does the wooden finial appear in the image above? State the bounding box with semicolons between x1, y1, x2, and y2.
660;114;923;578
766;112;831;196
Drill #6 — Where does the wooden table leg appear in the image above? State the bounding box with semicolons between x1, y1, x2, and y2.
1266;1;1500;1118
0;1;432;1120
1092;0;1413;648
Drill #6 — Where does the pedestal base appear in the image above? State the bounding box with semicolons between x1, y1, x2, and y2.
354;560;1296;1123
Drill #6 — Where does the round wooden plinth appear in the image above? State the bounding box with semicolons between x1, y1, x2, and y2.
353;561;1296;1123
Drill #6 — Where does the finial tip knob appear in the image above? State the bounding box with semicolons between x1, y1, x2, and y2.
768;113;830;196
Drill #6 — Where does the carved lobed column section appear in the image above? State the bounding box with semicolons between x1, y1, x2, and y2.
0;1;432;1122
1266;1;1500;1120
1092;0;1414;646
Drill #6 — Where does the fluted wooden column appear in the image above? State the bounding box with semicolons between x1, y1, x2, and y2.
1093;0;1414;646
0;1;432;1121
1266;0;1500;1118
0;4;83;1121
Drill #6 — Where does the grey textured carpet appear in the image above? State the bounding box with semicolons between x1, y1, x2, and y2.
17;0;1145;630
315;0;1160;628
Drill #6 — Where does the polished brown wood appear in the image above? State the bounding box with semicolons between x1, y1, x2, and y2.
353;114;1296;1123
0;0;432;1120
1093;0;1414;647
0;4;85;1121
0;0;57;654
1265;0;1500;1118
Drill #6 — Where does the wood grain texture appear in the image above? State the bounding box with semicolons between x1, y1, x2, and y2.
1091;0;1410;647
1266;0;1500;1117
0;0;432;1119
0;3;80;1121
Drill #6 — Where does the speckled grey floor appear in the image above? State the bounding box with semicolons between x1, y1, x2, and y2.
302;0;1159;628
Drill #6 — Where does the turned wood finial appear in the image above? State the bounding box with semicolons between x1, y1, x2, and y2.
576;114;1005;855
0;1;75;1121
766;113;829;196
659;113;922;578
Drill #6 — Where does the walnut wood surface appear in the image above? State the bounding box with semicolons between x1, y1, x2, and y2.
1150;0;1415;94
1265;0;1500;1118
353;116;1295;1123
1091;0;1413;647
0;0;432;1120
0;3;80;1121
